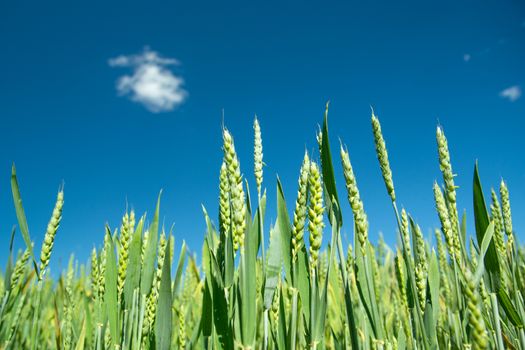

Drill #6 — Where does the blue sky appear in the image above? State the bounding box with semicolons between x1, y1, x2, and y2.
1;0;524;271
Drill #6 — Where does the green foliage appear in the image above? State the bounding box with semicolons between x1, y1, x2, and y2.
2;106;525;350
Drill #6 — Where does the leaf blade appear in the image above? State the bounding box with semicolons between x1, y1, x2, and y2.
10;164;39;276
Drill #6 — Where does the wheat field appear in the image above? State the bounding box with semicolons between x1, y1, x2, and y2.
1;105;523;350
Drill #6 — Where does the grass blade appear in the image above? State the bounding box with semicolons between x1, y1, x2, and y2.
140;192;161;296
264;225;282;310
321;102;342;226
10;164;39;276
472;163;500;290
155;237;173;350
104;226;119;346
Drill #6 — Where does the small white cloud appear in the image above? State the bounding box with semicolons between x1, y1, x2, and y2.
499;85;521;102
109;48;187;113
463;53;471;62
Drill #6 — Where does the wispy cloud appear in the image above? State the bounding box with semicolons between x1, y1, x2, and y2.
499;85;521;102
109;48;187;113
463;54;471;62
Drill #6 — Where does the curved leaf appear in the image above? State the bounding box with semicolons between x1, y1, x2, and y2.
10;165;39;276
321;103;342;226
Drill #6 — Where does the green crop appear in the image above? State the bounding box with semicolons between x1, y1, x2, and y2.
1;105;524;349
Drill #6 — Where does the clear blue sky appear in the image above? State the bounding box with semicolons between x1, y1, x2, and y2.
1;0;524;271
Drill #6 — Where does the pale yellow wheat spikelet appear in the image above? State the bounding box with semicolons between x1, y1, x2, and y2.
479;278;490;310
346;245;359;296
270;283;280;332
104;324;111;349
219;162;231;235
63;259;74;349
254;116;263;196
6;294;25;344
394;252;407;306
490;189;506;257
414;224;427;311
141;229;149;264
39;189;64;279
144;231;167;334
371;112;396;202
415;263;427;312
345;245;353;276
179;305;186;349
308;161;324;273
291;152;310;263
436;126;460;238
433;182;458;260
118;212;132;300
341;145;369;254
400;209;412;258
318;250;328;284
90;248;99;300
435;229;451;301
464;270;488;349
223;128;247;251
155;232;168;291
499;180;513;239
394;251;412;344
10;247;30;289
98;231;111;300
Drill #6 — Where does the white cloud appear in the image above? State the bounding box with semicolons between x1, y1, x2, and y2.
499;85;521;102
463;53;471;62
109;48;187;113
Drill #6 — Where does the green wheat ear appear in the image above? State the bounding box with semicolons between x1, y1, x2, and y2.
490;188;506;257
270;282;280;329
223;128;247;252
433;182;458;261
394;251;407;306
436;126;460;243
5;106;525;350
10;247;31;289
308;161;324;273
464;269;489;349
144;231;168;335
340;144;368;254
291;151;310;263
98;227;112;301
178;304;187;349
117;211;132;300
253;116;263;196
90;247;99;299
371;111;396;202
400;209;412;258
39;189;64;279
413;223;427;312
141;229;149;264
499;180;513;237
219;162;231;236
435;229;451;301
63;257;74;350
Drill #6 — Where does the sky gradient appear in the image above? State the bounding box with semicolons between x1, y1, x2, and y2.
1;0;524;271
